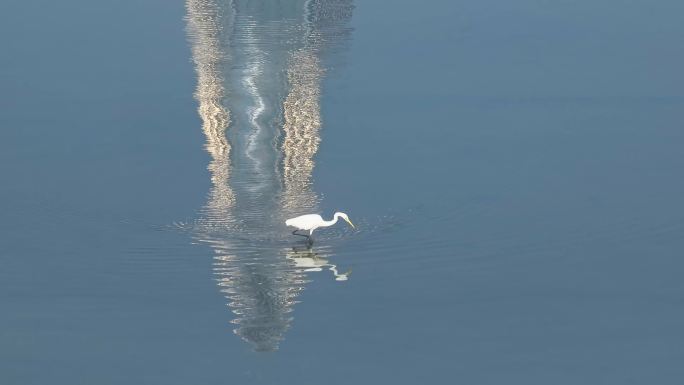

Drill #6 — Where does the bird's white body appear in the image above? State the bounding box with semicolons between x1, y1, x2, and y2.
285;212;355;236
286;214;327;232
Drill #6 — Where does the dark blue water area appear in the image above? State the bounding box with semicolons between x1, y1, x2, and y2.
2;0;684;384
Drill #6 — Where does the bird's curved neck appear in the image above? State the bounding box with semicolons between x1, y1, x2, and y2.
322;213;341;227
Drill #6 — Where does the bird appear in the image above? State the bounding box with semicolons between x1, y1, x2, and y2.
285;212;355;243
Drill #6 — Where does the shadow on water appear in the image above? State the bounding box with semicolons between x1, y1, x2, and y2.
184;0;354;351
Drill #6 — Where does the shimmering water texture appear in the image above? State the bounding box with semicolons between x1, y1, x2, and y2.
184;0;354;351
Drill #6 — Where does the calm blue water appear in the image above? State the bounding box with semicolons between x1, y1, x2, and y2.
2;0;684;383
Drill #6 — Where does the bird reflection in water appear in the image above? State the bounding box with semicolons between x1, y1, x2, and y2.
185;0;354;351
287;245;351;281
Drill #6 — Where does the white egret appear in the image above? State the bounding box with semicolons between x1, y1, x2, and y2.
286;212;355;243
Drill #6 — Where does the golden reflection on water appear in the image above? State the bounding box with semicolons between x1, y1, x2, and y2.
281;49;323;216
186;0;353;351
186;0;234;215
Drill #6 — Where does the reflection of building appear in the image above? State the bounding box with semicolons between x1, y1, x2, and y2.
211;240;307;352
281;0;355;218
186;0;353;351
281;50;323;215
186;0;234;218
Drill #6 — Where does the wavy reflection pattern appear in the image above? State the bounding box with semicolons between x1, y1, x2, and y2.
186;0;353;351
186;0;235;220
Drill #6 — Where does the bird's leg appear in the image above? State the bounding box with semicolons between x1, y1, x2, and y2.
292;230;309;238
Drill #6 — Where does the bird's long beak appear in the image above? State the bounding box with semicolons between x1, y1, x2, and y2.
346;218;356;229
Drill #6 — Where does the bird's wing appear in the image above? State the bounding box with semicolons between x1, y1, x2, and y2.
285;214;322;229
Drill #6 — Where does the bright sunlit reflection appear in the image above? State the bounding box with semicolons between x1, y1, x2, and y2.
185;0;353;351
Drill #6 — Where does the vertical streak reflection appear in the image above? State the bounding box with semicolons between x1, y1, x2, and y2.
281;50;323;216
186;0;235;218
186;0;353;352
281;0;355;217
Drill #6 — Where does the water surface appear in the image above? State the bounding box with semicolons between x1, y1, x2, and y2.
2;0;684;383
